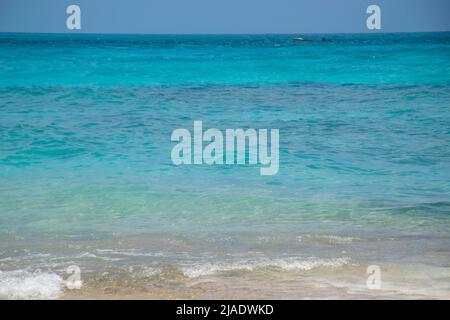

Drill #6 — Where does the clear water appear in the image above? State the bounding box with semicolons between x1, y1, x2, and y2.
0;32;449;299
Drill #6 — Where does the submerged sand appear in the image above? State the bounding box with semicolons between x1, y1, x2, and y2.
61;263;450;300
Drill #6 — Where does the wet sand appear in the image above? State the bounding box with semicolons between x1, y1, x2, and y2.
62;263;450;300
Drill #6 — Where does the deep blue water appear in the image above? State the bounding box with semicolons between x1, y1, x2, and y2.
0;33;449;298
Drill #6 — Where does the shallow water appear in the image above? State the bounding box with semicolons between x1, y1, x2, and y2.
0;33;449;299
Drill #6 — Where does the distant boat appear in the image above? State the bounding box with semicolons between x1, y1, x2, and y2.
293;37;331;43
292;37;312;42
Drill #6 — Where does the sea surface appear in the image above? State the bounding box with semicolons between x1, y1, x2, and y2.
0;32;449;299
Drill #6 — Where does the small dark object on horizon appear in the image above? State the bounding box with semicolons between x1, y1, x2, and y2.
293;37;332;43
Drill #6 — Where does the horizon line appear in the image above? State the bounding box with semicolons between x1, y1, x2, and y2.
1;30;449;37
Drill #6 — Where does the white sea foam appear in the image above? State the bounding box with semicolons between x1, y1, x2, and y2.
74;252;122;261
298;235;358;244
95;249;165;257
182;257;350;278
0;270;64;300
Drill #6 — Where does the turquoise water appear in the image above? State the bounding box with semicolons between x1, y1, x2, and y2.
0;32;449;298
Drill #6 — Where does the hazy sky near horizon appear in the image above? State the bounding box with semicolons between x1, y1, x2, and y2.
0;0;449;34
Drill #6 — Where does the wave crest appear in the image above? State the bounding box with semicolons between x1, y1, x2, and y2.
0;270;64;300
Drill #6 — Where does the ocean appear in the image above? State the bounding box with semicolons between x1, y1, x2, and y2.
0;32;449;299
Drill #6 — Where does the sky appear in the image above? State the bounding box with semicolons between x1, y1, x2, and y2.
0;0;449;34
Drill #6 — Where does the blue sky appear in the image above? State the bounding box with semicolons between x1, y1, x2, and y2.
0;0;449;34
